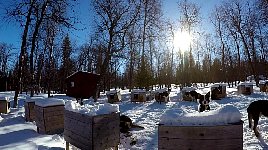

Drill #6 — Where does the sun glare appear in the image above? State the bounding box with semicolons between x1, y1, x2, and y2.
173;30;192;52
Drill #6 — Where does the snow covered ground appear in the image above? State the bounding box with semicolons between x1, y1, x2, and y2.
0;85;268;150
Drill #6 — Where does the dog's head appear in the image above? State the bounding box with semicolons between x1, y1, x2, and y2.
198;92;210;105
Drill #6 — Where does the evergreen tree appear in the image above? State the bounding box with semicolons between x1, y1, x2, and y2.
59;35;76;93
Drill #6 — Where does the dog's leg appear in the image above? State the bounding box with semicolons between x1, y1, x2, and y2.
253;114;260;137
207;105;210;111
248;113;253;129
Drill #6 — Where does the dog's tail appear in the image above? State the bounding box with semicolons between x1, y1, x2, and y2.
248;112;253;129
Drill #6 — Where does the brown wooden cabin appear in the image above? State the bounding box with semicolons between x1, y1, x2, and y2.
259;80;268;92
65;71;100;99
237;82;253;95
210;83;227;99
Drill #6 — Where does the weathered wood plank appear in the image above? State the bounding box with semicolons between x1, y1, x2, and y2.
64;129;92;146
43;110;64;118
158;138;243;150
0;100;10;113
158;123;243;139
93;136;119;150
64;133;91;150
35;105;64;134
93;112;119;124
64;109;93;124
64;117;92;139
44;115;64;122
64;111;119;150
43;105;64;113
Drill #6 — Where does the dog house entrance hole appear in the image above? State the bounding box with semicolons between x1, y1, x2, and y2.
110;94;115;99
134;94;138;99
246;87;251;93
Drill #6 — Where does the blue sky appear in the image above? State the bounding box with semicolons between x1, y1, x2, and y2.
0;0;220;51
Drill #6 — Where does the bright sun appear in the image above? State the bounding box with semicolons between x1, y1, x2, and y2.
173;30;192;52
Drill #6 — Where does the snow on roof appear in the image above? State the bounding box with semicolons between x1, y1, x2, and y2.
0;97;9;101
35;98;65;107
210;83;227;87
106;90;120;95
24;96;45;102
155;88;168;93
259;80;268;85
131;89;146;93
65;100;119;116
66;71;100;79
238;82;253;86
181;87;197;92
160;104;241;126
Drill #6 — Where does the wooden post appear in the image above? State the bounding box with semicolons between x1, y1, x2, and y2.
66;142;69;150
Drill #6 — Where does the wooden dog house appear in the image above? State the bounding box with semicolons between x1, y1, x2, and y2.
181;87;197;101
259;81;268;92
106;90;121;103
24;97;44;122
210;83;227;99
0;97;10;114
154;88;169;103
237;82;253;95
65;71;100;100
131;89;147;102
158;104;243;150
158;121;243;150
35;98;65;134
64;110;120;150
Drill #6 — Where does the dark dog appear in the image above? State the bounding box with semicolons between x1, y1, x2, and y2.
120;115;144;133
183;90;199;102
198;92;211;112
247;100;268;137
156;91;169;104
211;86;221;100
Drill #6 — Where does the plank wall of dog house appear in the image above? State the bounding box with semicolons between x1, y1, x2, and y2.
259;80;268;92
210;83;227;99
106;90;121;103
237;82;254;95
181;87;197;101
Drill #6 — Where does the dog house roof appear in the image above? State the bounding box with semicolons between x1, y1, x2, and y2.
106;90;120;95
155;88;168;93
131;89;146;93
35;98;65;107
210;83;227;87
259;80;268;85
181;87;197;92
0;96;9;101
25;97;45;102
238;82;254;86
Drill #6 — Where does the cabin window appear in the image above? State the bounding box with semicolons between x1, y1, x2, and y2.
71;82;75;87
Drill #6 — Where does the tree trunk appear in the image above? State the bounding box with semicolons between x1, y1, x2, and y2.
30;0;49;97
13;1;34;108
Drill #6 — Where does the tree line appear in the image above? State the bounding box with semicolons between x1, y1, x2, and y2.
0;0;267;107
